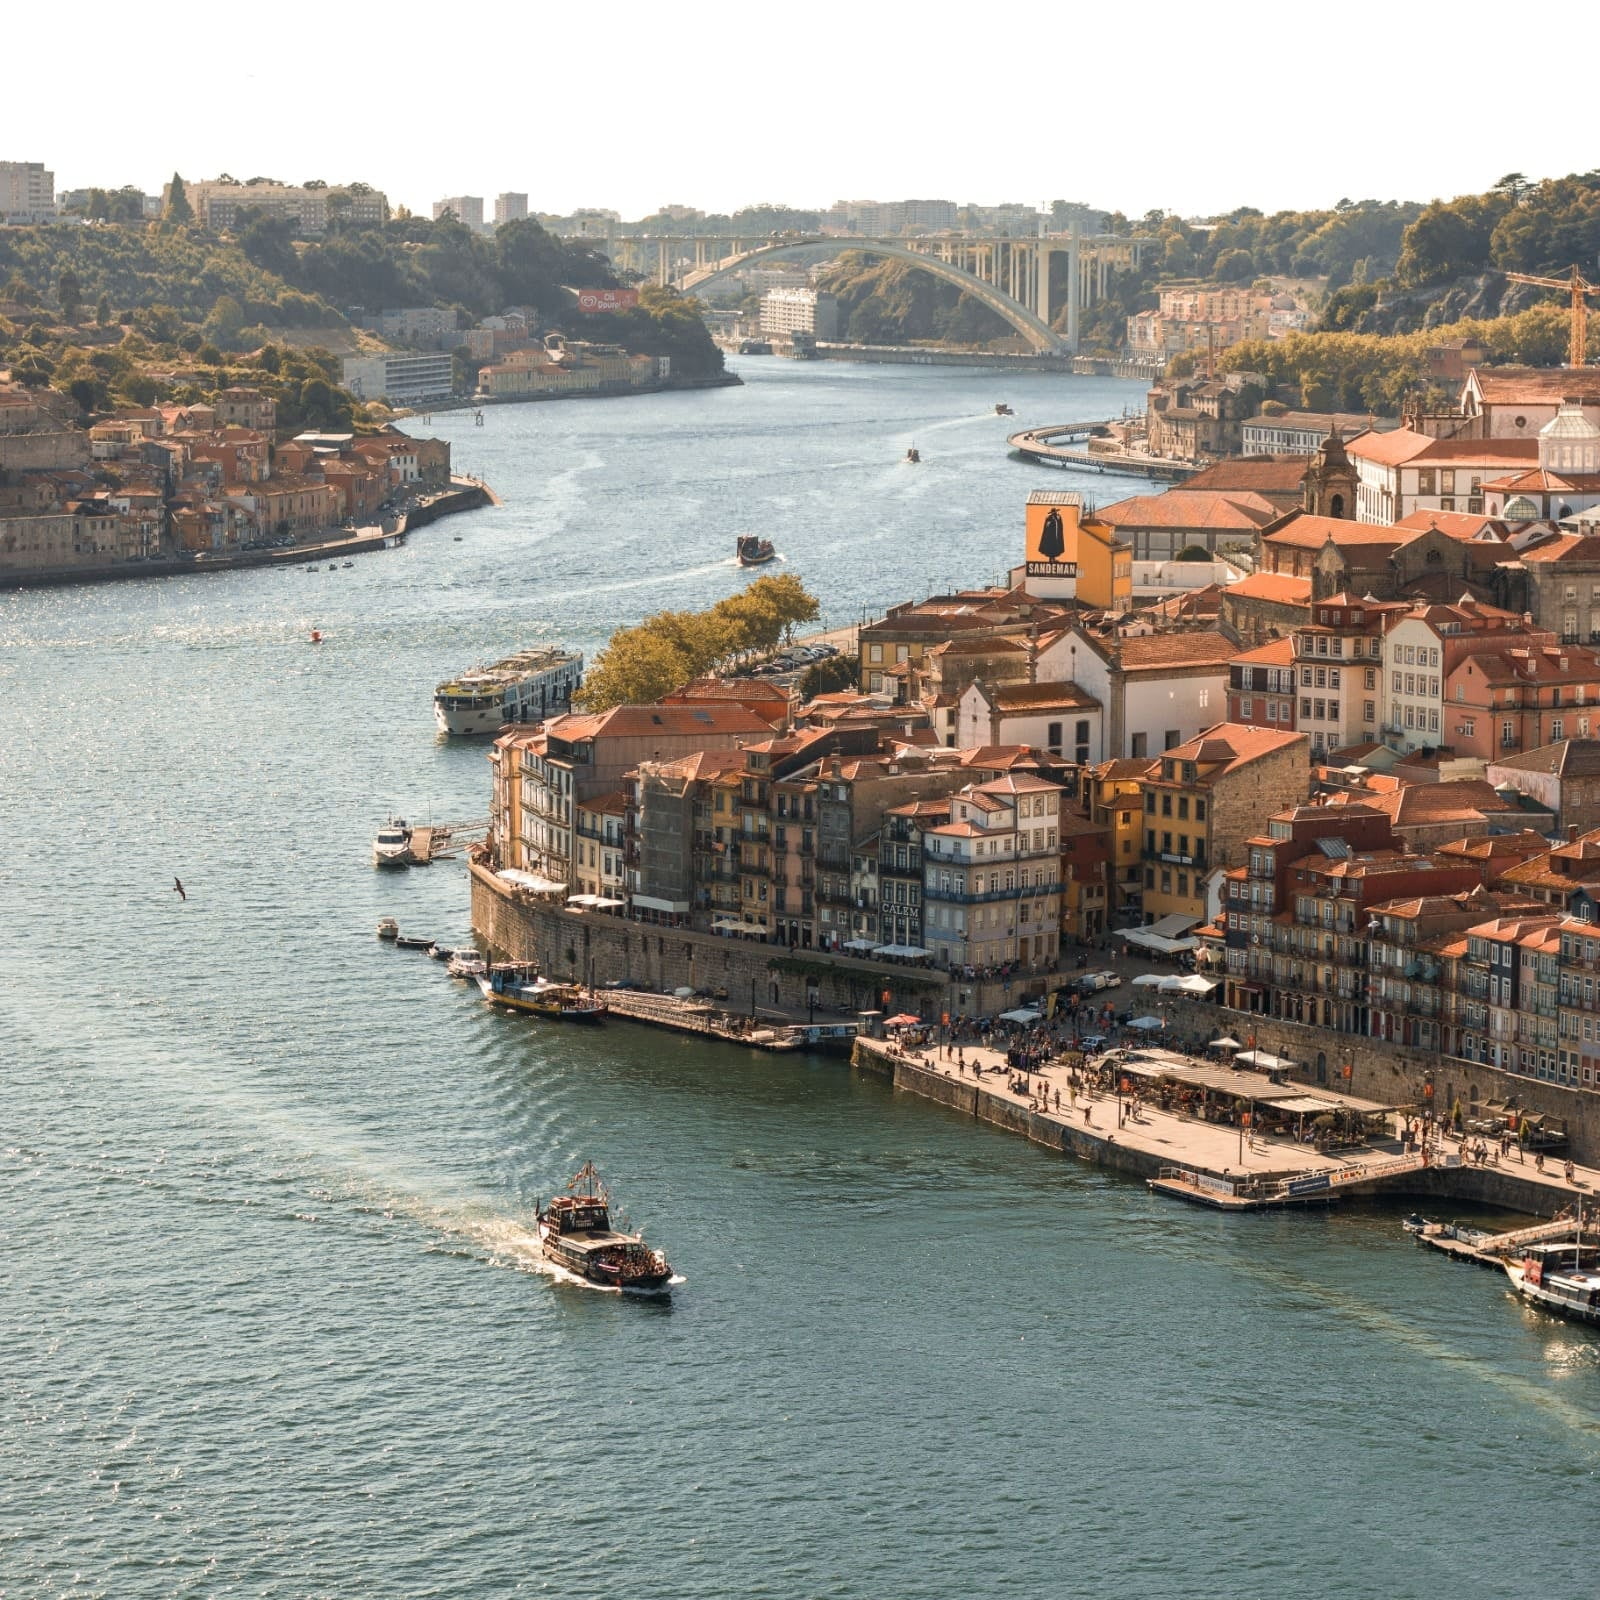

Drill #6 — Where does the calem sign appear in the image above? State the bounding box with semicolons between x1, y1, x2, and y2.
575;288;640;313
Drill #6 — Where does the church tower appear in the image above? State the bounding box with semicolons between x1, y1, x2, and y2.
1302;428;1358;520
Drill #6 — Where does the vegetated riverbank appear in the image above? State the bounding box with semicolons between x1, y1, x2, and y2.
0;479;491;591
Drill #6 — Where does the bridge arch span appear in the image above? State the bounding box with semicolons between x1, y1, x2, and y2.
678;238;1063;355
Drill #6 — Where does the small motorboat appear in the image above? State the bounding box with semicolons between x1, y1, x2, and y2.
736;534;776;567
394;934;435;951
341;560;354;569
310;629;323;644
373;818;416;868
376;917;400;941
447;949;487;980
904;445;921;464
994;403;1014;416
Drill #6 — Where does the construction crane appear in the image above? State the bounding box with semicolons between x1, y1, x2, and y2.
1505;264;1600;368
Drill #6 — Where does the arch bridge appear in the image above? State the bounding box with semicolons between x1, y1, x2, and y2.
602;230;1151;356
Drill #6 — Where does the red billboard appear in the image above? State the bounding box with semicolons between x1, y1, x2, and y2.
575;288;639;313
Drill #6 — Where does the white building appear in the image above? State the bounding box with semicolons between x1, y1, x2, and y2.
1379;612;1447;752
759;289;839;340
922;774;1063;971
0;161;54;224
494;193;529;225
1240;412;1398;457
433;195;484;226
1347;427;1541;524
955;680;1103;763
341;352;454;405
1067;627;1235;760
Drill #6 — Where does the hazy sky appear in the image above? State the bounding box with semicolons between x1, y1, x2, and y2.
10;3;1572;223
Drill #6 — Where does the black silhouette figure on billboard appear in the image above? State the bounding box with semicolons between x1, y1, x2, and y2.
1038;506;1065;561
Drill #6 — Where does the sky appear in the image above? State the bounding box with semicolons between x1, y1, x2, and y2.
9;3;1577;224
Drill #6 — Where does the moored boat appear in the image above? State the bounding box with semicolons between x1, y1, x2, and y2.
376;916;399;940
536;1163;673;1293
446;949;487;979
373;818;415;868
1505;1241;1600;1326
434;646;584;737
735;534;776;567
476;964;607;1022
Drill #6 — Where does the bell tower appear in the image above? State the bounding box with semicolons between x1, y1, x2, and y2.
1302;428;1358;521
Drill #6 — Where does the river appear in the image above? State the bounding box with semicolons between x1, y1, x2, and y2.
3;358;1596;1598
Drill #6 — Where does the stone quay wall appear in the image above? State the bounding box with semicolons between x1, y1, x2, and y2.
472;863;952;1017
1156;995;1600;1165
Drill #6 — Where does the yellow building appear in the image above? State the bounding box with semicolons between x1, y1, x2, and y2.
1087;758;1152;925
1023;491;1131;612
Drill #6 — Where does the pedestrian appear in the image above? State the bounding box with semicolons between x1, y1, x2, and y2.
1536;1149;1545;1173
1083;1105;1093;1126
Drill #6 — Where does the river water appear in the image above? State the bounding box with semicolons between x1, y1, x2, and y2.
3;359;1596;1598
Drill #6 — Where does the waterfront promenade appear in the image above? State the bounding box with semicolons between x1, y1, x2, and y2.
855;1032;1600;1217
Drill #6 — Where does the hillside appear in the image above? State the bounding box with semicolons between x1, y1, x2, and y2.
0;213;724;420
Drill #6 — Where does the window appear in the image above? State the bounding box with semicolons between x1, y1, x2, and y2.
1046;720;1062;751
1329;700;1340;721
1178;796;1189;820
1241;696;1254;717
1330;669;1341;689
1364;700;1375;723
1195;800;1206;821
1314;667;1326;688
1164;731;1181;750
1365;669;1376;691
1161;793;1172;816
869;644;883;663
1198;688;1210;709
1130;733;1147;758
1301;666;1313;686
1301;698;1311;718
1553;718;1565;740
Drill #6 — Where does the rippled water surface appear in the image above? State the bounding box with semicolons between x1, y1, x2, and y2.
4;361;1597;1597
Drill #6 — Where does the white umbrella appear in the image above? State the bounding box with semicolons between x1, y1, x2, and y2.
1161;974;1217;995
1127;1015;1165;1031
1208;1036;1243;1051
1131;973;1165;988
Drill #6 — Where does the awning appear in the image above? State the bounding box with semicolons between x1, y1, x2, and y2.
1147;913;1200;939
1160;974;1217;995
566;893;603;906
1127;1015;1165;1031
498;868;566;894
999;1007;1042;1025
884;1013;922;1027
1263;1094;1334;1115
872;943;930;958
842;937;878;951
712;917;761;932
592;897;627;909
1235;1048;1291;1070
1118;928;1199;954
1131;973;1166;988
1207;1036;1243;1051
633;894;689;914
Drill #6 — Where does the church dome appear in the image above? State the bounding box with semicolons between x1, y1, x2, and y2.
1539;399;1600;475
1501;494;1540;520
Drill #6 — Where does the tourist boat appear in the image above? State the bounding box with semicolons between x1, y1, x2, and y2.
446;949;487;980
477;964;607;1022
376;917;399;941
904;445;920;464
735;534;776;567
373;818;416;868
994;403;1014;416
433;646;584;737
1504;1237;1600;1326
536;1163;673;1293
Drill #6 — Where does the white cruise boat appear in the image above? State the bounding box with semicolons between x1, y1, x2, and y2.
433;647;584;737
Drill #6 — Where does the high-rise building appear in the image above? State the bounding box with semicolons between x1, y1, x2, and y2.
0;161;55;224
494;193;529;225
433;195;484;226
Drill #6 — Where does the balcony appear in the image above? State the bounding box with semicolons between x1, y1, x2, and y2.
1142;846;1208;872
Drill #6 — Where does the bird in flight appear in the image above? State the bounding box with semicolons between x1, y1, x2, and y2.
173;877;187;901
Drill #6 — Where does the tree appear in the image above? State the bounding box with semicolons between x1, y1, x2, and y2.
797;655;858;699
95;294;111;327
576;628;698;713
57;268;82;324
164;173;193;225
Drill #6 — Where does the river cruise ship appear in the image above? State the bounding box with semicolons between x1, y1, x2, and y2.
433;646;583;736
536;1164;673;1293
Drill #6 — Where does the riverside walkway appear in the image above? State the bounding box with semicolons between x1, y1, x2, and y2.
853;1034;1600;1217
1008;422;1197;481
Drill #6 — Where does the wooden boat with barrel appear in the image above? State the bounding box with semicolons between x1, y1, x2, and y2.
536;1163;673;1293
736;534;776;567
